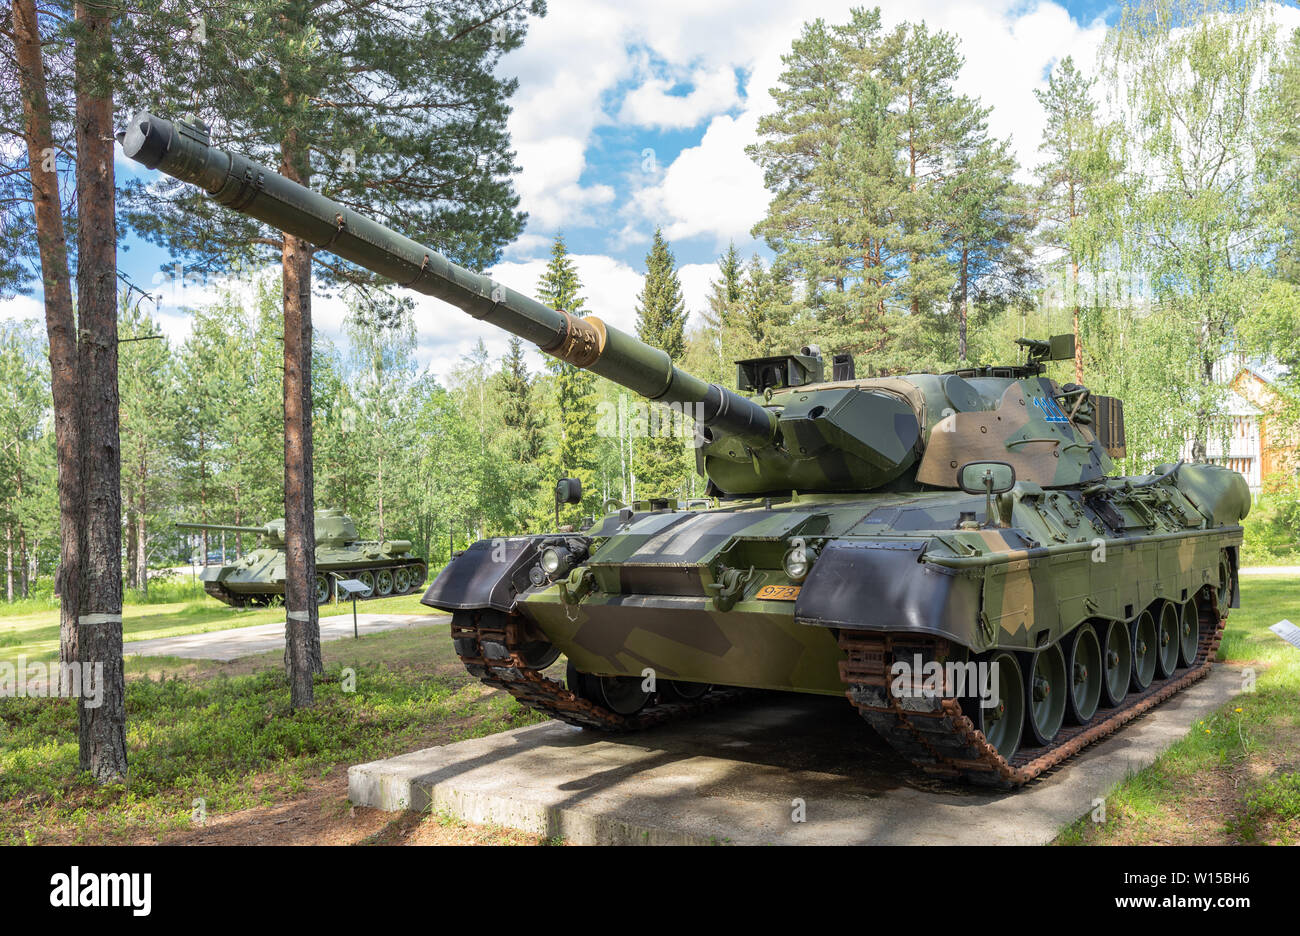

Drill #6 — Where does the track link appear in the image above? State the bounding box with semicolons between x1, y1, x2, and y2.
838;591;1226;787
450;609;746;730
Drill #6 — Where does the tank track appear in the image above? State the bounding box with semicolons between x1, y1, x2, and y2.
449;609;747;730
838;590;1226;787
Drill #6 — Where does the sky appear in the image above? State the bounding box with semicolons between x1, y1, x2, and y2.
1;1;1294;384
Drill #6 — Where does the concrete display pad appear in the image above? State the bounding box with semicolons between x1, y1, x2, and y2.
123;612;447;661
350;666;1242;845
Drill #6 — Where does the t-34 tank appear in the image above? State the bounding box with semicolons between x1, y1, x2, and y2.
176;508;426;607
126;112;1249;786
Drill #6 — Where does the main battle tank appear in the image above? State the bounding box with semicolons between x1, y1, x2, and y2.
177;508;426;607
125;113;1249;786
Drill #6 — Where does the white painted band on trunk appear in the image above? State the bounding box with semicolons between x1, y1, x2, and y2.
78;613;122;625
286;611;311;621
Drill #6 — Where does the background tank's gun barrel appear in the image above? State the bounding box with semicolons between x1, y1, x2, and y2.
120;112;776;446
175;522;277;536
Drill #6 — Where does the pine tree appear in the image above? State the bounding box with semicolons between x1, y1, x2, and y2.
747;10;997;368
1034;56;1123;381
942;136;1035;362
536;234;598;521
882;21;981;321
634;228;691;497
121;1;537;708
749;13;895;357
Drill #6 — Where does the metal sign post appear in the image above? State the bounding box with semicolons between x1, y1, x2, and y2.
331;574;370;638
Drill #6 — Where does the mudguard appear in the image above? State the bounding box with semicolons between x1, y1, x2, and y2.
794;539;982;648
420;536;540;613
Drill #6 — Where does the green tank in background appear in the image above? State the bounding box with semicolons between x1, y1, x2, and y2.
126;112;1249;787
176;508;426;607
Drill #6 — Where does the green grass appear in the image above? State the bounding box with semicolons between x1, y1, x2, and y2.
0;581;434;666
1056;574;1300;845
0;624;547;845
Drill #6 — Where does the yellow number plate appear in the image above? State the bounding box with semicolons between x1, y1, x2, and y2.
755;584;801;601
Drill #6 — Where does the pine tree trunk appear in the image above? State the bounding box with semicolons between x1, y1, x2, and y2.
136;493;147;595
5;523;12;602
18;524;28;599
13;0;82;665
958;250;969;362
1072;259;1083;385
15;449;28;598
199;430;207;565
74;0;126;782
125;510;138;591
281;221;322;708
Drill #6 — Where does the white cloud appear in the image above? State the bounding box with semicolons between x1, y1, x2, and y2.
498;1;1112;244
410;253;648;382
618;66;741;129
0;292;43;323
631;109;768;247
511;135;614;231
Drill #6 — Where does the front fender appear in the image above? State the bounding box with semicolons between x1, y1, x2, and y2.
420;536;541;613
793;539;982;649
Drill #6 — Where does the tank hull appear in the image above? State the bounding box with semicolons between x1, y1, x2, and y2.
426;463;1247;786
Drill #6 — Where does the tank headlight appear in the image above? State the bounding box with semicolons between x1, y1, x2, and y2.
540;546;570;577
782;544;818;582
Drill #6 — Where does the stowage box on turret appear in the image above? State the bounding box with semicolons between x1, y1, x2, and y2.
128;113;1248;786
177;508;425;607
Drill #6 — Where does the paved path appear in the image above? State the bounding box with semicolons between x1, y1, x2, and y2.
123;612;447;661
1240;565;1300;576
351;666;1242;845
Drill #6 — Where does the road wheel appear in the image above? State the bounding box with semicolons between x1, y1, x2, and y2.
315;574;330;604
962;650;1023;761
1022;642;1067;746
659;680;711;702
394;566;411;593
567;663;650;715
1099;618;1131;707
1065;623;1102;725
1131;609;1158;691
376;568;394;596
1155;602;1180;679
1178;600;1199;667
407;563;426;590
356;570;375;598
1217;550;1234;610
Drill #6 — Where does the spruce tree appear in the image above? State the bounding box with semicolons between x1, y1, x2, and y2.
536;234;598;521
634;228;690;497
700;241;744;381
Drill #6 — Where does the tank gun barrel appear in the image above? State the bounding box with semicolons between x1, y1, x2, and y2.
175;522;272;535
119;112;776;446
